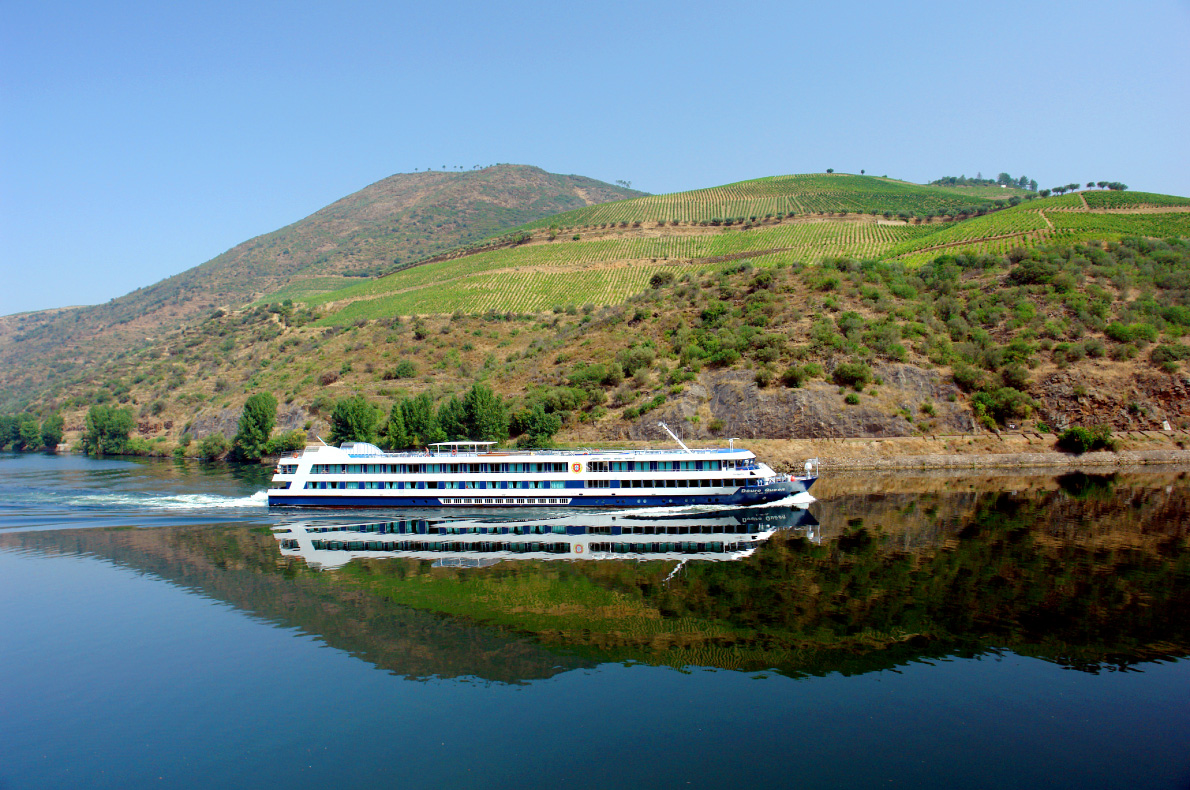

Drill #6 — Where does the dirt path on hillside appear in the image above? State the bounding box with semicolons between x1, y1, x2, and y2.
1079;192;1090;210
1040;210;1054;230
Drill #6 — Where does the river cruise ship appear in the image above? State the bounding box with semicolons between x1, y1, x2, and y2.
273;507;819;570
267;424;817;509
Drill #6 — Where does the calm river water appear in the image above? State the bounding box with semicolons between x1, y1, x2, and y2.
1;452;1188;789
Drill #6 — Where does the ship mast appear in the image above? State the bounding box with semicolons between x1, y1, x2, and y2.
657;422;692;453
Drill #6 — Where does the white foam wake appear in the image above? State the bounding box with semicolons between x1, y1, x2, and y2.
65;490;269;511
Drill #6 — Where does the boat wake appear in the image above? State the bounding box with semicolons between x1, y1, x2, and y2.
75;490;270;510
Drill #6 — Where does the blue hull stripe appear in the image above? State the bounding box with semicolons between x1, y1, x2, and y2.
268;479;813;508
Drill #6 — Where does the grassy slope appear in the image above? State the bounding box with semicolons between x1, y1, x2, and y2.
307;179;1190;322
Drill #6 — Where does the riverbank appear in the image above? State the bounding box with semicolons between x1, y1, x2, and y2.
535;430;1190;472
251;429;1190;472
750;430;1190;471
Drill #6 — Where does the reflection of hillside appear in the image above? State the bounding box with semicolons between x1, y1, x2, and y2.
325;479;1190;677
0;526;589;683
3;474;1187;682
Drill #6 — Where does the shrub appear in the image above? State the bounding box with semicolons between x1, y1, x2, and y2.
971;387;1035;425
708;349;740;367
383;360;417;379
1000;364;1031;390
510;403;562;447
1150;344;1190;366
780;366;807;388
649;271;675;289
264;430;308;454
755;369;774;388
1056;426;1117;454
832;361;872;391
197;432;230;460
951;363;985;393
844;393;860;405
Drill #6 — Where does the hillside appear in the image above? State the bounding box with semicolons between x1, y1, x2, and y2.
0;165;643;410
3;171;1189;451
304;177;1190;322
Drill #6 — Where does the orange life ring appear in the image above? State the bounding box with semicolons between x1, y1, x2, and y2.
575;545;584;554
572;462;582;473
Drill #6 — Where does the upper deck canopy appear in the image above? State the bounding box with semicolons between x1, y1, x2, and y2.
428;441;497;452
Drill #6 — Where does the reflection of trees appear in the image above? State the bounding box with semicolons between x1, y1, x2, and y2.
5;478;1188;681
649;487;1190;674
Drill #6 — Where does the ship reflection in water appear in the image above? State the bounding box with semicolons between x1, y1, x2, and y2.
274;504;819;570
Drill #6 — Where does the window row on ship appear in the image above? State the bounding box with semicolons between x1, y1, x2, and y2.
290;459;735;476
298;477;756;490
296;522;762;536
295;539;752;554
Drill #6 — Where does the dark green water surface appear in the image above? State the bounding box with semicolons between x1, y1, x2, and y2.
1;453;1188;789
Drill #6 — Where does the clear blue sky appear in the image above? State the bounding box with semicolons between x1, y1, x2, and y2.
2;0;1188;316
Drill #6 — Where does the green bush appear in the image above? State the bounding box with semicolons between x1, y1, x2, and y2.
82;405;135;456
951;363;985;393
263;430;307;454
1056;426;1117;454
832;361;872;391
844;392;860;405
780;366;807;388
197;432;230;460
1150;344;1190;366
971;387;1035;425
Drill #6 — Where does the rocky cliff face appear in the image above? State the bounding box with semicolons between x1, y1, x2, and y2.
1036;369;1190;430
618;363;971;441
186;404;314;441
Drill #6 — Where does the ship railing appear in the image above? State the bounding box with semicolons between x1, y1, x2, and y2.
340;447;754;460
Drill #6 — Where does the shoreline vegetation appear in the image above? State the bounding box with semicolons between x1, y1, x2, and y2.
8;430;1187;474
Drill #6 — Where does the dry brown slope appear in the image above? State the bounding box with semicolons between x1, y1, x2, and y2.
0;165;643;410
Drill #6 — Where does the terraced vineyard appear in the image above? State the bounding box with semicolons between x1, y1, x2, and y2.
1029;193;1085;210
519;174;1007;228
326;265;700;320
888;193;1190;262
1048;211;1190;239
313;221;937;322
886;207;1051;257
1082;190;1190;209
299;178;1190;323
